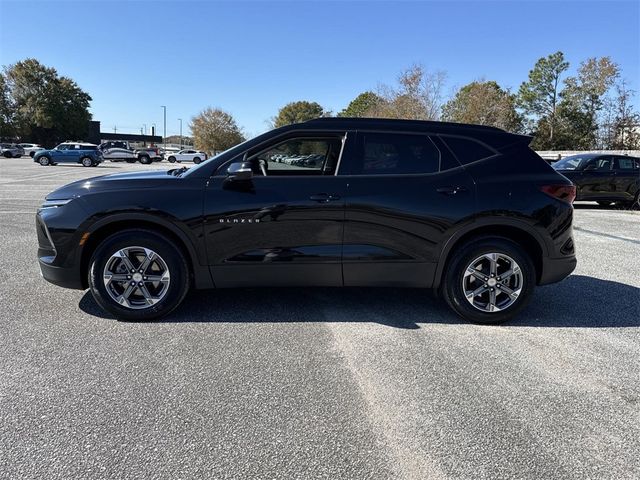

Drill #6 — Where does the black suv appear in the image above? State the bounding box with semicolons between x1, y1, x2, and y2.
552;153;640;208
36;118;577;324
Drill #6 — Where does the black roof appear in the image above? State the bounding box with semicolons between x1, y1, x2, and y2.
303;117;507;134
289;117;530;149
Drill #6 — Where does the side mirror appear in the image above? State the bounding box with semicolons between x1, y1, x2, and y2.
227;161;253;181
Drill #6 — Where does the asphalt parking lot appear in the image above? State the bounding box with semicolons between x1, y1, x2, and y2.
1;157;639;479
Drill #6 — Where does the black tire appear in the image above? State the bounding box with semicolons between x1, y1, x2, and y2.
38;156;51;166
3;151;11;158
623;191;640;210
168;156;176;163
597;201;612;207
441;236;536;325
193;157;201;164
81;156;93;167
138;155;151;164
88;229;190;321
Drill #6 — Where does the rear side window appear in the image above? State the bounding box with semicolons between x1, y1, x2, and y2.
441;136;495;164
353;133;440;175
615;157;639;170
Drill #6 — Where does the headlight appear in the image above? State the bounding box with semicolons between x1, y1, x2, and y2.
40;199;73;209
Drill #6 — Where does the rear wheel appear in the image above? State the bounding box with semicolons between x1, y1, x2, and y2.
81;157;93;167
139;155;151;164
88;230;190;321
38;156;51;166
193;157;201;164
441;237;535;324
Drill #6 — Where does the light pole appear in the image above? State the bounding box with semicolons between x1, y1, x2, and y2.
161;106;166;152
143;124;147;135
178;118;182;149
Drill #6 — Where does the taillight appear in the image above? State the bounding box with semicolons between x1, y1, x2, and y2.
540;185;576;204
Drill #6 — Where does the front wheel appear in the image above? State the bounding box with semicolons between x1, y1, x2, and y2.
88;230;190;321
168;156;176;163
38;156;51;166
441;237;535;324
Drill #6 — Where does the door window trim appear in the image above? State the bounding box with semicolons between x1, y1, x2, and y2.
339;130;446;177
214;131;348;178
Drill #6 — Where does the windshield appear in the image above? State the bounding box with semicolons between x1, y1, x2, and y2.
182;131;273;178
553;155;589;170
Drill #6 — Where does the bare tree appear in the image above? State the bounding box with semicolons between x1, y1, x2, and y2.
371;64;446;120
606;80;640;149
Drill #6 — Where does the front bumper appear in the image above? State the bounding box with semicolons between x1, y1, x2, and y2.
36;208;86;290
38;259;84;289
539;255;577;285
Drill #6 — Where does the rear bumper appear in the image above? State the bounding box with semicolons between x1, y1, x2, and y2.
539;255;577;285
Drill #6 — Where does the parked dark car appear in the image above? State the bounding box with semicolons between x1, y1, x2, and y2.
553;153;640;207
36;118;577;323
33;143;103;167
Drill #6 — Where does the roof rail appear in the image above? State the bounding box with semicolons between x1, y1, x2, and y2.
304;116;507;132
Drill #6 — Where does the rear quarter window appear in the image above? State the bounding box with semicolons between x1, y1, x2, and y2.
441;136;496;165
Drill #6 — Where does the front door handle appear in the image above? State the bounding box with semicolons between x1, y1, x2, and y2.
436;186;468;195
309;193;341;202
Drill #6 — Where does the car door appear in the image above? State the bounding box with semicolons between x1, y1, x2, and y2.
53;144;72;163
339;131;477;288
612;156;640;202
203;132;349;287
578;156;615;200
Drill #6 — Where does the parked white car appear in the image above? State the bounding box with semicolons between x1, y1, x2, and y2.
167;149;208;164
19;143;45;157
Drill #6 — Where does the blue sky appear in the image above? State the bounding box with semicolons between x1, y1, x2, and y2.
1;0;638;137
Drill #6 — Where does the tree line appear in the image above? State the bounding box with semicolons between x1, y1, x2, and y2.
1;59;91;146
2;53;638;152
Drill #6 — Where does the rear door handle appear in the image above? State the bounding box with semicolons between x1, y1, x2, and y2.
436;186;468;195
309;193;341;202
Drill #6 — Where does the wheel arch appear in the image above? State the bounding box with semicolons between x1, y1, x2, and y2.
80;214;213;290
433;221;546;290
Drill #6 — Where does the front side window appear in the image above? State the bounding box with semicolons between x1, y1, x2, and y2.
248;136;344;176
584;157;612;171
353;133;440;175
57;144;70;151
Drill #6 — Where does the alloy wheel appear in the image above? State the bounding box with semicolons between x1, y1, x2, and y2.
103;246;171;310
462;253;523;313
